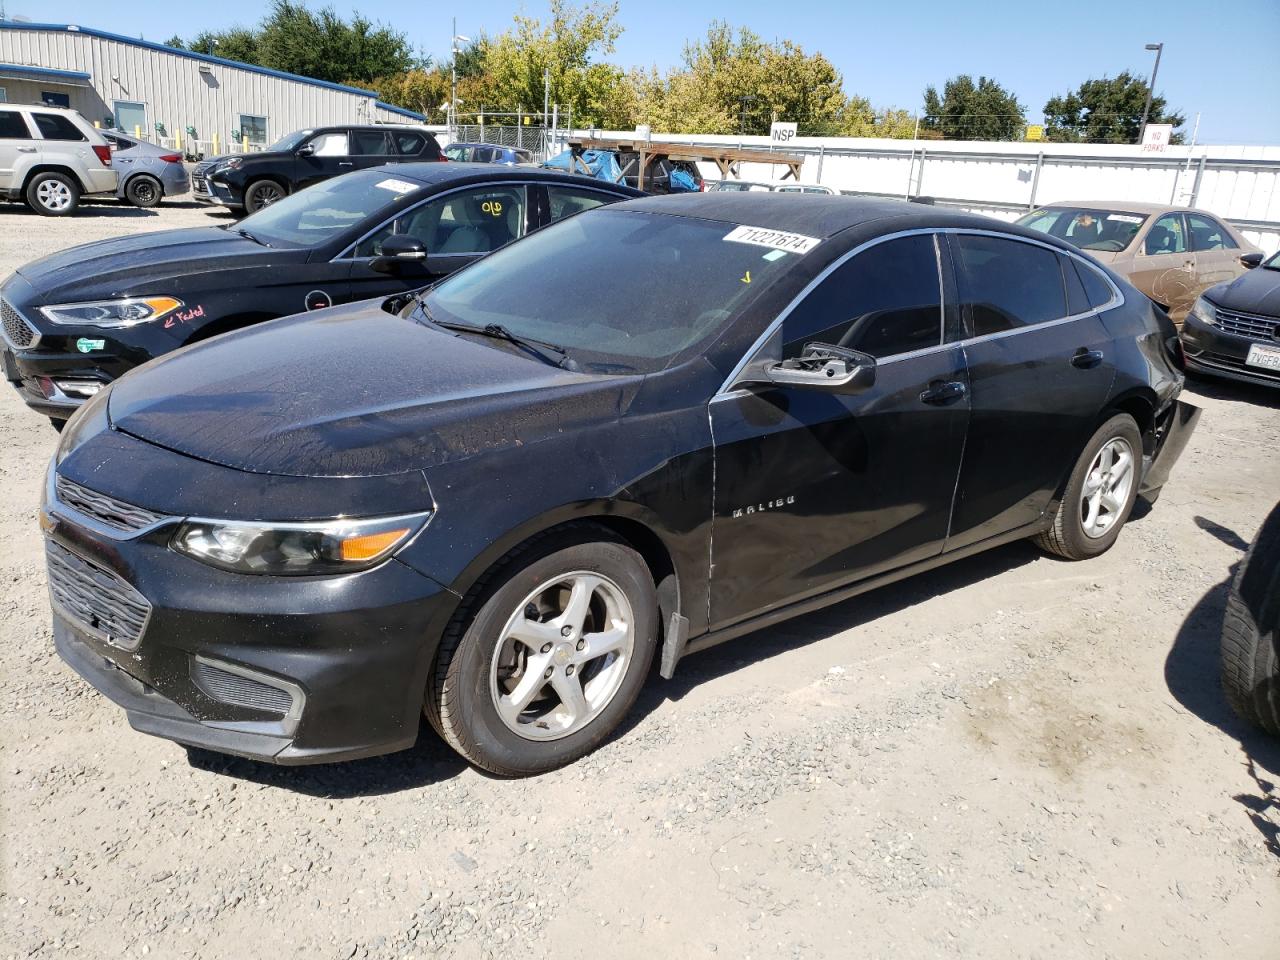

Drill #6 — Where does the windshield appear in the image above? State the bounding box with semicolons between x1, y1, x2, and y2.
422;208;805;373
1016;207;1149;253
234;170;420;248
266;129;311;153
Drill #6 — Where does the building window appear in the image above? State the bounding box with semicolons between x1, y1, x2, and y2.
0;87;8;103
238;114;268;146
41;91;70;108
113;100;147;135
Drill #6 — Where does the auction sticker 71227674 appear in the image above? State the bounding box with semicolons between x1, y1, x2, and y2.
723;225;821;255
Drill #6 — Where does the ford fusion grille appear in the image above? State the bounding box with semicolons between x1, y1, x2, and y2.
46;540;151;650
1213;308;1279;341
1;298;38;350
190;660;295;716
55;476;168;533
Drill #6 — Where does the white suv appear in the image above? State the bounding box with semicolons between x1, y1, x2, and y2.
0;104;118;216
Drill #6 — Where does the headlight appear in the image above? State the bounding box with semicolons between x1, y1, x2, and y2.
170;512;431;575
39;296;183;329
1188;296;1216;326
215;157;243;174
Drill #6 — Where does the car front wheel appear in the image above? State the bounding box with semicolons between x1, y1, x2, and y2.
428;526;658;776
243;179;284;213
1035;413;1142;560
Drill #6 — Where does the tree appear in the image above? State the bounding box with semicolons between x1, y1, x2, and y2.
163;36;186;50
187;28;259;63
370;68;453;120
922;75;1025;141
1043;71;1184;144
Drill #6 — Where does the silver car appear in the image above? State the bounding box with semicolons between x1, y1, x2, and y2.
105;131;190;208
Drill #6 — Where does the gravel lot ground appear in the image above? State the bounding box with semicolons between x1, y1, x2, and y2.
1;199;1278;960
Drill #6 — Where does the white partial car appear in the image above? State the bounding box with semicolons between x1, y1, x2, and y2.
0;104;118;215
710;179;836;195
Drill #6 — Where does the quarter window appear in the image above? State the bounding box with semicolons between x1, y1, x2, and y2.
546;186;613;223
394;131;426;155
354;186;527;258
951;234;1067;335
32;112;86;141
1144;214;1187;255
0;110;31;139
1186;213;1237;251
782;234;943;359
1073;260;1115;311
350;130;393;155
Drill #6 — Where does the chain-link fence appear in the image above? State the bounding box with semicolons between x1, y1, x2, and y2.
449;124;550;156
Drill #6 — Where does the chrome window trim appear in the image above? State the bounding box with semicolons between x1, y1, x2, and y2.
713;226;1125;399
334;180;532;262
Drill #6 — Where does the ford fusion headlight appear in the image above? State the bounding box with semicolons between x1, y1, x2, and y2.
1188;296;1216;326
39;296;183;329
171;513;431;575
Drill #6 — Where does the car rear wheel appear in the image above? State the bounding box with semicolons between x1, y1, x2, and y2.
427;526;658;776
1035;413;1142;560
1221;503;1280;735
243;179;284;214
26;172;80;216
125;174;162;208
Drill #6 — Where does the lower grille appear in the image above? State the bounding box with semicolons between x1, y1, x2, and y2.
55;475;168;534
2;298;38;350
46;540;151;649
190;659;295;715
1197;351;1280;382
1214;309;1279;341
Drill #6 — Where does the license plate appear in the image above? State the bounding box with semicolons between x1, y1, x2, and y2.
1246;342;1280;371
2;348;18;383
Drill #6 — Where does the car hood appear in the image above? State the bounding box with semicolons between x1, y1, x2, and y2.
1207;266;1280;317
106;301;635;478
14;227;296;303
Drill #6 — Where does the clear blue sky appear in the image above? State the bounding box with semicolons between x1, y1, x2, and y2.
8;0;1279;143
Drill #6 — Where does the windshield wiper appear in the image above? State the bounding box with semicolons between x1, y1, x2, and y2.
431;319;579;371
234;227;270;248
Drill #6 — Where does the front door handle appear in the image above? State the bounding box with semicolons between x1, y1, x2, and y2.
338;161;354;167
16;146;36;153
1071;348;1104;369
919;380;967;405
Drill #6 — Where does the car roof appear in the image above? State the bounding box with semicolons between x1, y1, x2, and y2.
1038;200;1188;215
615;193;1014;239
384;162;645;193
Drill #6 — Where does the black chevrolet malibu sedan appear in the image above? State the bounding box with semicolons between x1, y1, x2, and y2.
43;195;1199;776
1;164;641;425
1181;248;1280;389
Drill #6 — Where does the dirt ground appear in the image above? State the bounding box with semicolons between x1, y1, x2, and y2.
1;199;1278;960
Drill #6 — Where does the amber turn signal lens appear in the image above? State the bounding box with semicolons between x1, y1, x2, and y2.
339;528;412;561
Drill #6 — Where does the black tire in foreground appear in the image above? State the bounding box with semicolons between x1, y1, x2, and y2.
243;179;284;214
1221;502;1280;735
427;524;659;776
1036;413;1143;560
26;171;81;216
125;174;163;208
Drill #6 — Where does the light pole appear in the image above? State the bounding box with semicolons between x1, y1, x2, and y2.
450;19;470;131
738;95;757;136
1138;42;1163;144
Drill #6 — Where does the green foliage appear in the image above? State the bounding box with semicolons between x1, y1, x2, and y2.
922;75;1026;141
1043;71;1184;143
369;68;453;120
163;35;185;50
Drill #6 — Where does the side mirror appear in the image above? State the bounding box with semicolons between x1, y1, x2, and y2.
1240;251;1264;269
296;143;315;157
764;343;876;394
369;234;428;274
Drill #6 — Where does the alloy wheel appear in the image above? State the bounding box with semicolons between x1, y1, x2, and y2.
37;180;72;211
489;571;635;741
1079;437;1134;539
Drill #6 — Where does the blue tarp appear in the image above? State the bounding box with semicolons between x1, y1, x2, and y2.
542;149;623;184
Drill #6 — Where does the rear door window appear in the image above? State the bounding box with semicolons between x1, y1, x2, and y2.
782;234;943;359
951;234;1068;335
1186;213;1237;251
0;111;32;139
350;130;394;156
32;113;86;141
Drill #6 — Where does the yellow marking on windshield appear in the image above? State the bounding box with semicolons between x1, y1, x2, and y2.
741;270;752;284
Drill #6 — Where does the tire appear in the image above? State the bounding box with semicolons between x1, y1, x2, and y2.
243;179;284;214
428;525;659;776
1221;504;1280;735
1035;413;1142;560
125;174;162;208
26;172;80;216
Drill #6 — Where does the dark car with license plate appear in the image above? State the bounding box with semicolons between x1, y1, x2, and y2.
43;195;1198;776
192;124;445;213
1181;249;1280;388
1;164;641;424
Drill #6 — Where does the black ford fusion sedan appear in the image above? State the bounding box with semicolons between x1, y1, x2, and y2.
44;195;1199;776
1181;248;1280;389
1;164;640;425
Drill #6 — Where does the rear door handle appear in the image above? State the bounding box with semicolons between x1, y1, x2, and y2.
919;380;967;405
1071;348;1104;369
16;146;36;153
338;161;354;167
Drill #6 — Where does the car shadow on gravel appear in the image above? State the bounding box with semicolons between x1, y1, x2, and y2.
1;203;159;219
1185;374;1280;410
1165;521;1280;857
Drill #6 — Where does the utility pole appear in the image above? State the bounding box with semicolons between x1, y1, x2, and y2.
1138;42;1164;144
543;67;550;127
450;20;470;132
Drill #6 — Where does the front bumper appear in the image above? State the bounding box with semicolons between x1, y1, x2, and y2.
192;174;242;207
1181;308;1280;389
43;463;456;764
